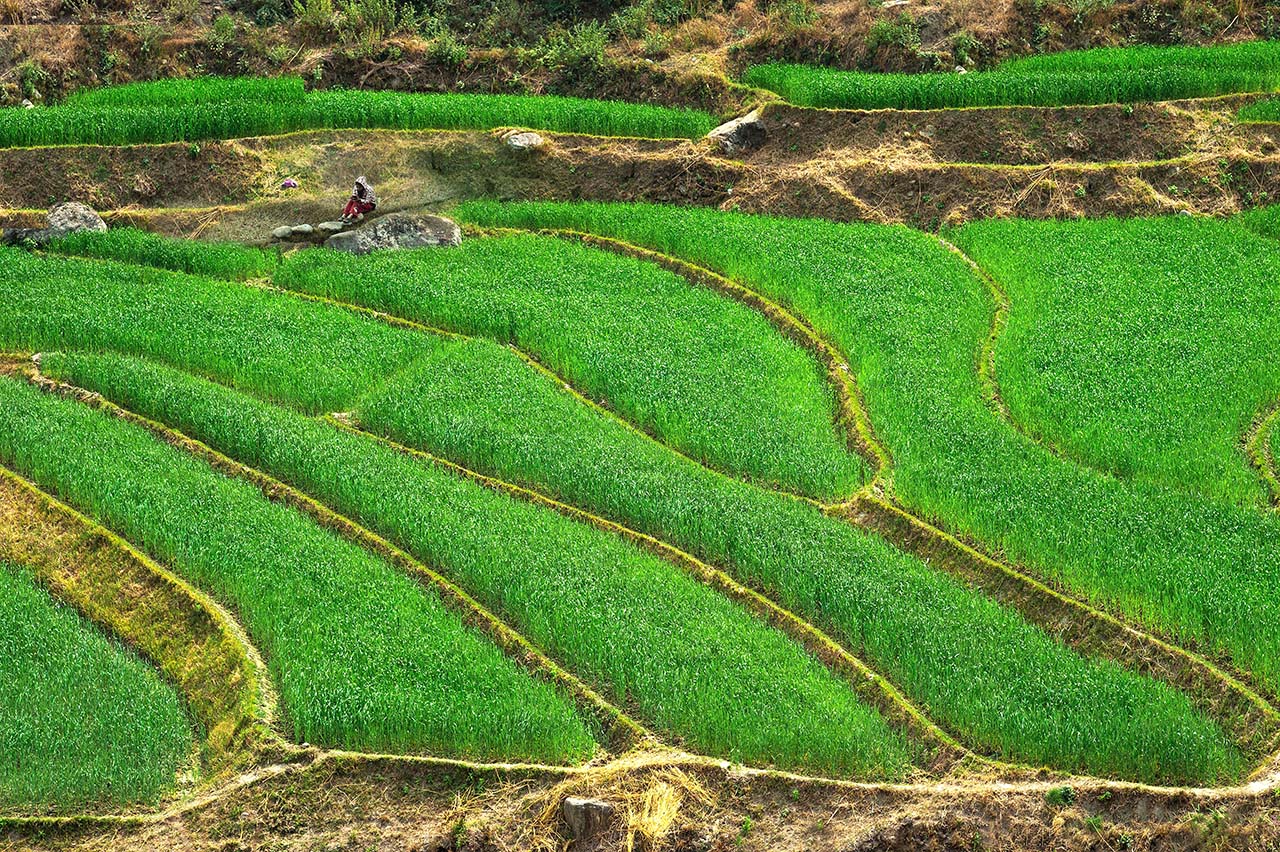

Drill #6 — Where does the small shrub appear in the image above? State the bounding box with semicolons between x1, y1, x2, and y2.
164;0;201;24
866;13;920;53
534;21;608;72
293;0;336;41
208;13;237;50
1046;785;1076;807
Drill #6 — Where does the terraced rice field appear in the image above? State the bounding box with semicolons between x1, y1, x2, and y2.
747;40;1280;109
0;76;714;147
4;70;1280;838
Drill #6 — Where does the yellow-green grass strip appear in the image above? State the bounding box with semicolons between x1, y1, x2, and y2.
0;76;715;147
458;200;1280;705
0;559;194;809
0;374;596;764
0;463;277;771
1252;402;1280;504
41;349;914;780
273;234;865;501
0;247;431;414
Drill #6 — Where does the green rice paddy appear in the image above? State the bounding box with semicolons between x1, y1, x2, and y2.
0;376;595;762
274;235;866;500
0;561;193;808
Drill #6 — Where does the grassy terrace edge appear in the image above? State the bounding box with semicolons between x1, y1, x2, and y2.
0;77;716;148
744;40;1280;110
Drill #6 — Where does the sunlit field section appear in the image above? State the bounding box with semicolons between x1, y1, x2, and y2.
43;349;912;778
0;76;715;147
48;228;277;281
0;248;430;413
0;561;193;808
345;315;1237;782
746;40;1280;109
950;215;1280;507
456;200;1280;701
0;376;594;762
274;235;865;499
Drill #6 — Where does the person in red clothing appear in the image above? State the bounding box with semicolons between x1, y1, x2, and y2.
340;176;378;224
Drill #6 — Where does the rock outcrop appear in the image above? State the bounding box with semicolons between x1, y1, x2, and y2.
2;202;107;246
708;110;766;156
323;213;462;255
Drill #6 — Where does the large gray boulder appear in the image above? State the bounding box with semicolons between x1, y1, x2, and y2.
707;109;766;156
323;213;462;255
3;202;106;246
46;202;108;238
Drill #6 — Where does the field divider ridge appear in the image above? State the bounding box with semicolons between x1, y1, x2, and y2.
838;492;1280;769
1244;396;1280;506
329;414;1000;777
0;461;283;777
19;364;652;758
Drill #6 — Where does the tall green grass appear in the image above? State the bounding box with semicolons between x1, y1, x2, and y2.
47;228;277;281
1234;202;1280;238
950;215;1280;507
0;561;192;808
63;76;306;108
0;247;429;413
456;200;1280;702
349;307;1237;781
0;77;715;148
0;376;594;762
43;349;912;779
275;235;865;500
745;40;1280;109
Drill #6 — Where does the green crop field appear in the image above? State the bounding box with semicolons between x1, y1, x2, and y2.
456;201;1280;701
13;230;1237;783
745;40;1280;109
6;53;1280;829
0;76;715;148
48;227;277;281
0;375;595;761
274;235;866;499
0;561;192;807
41;350;910;778
949;215;1280;507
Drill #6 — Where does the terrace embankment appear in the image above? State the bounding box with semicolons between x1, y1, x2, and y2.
5;92;1280;235
5;747;1279;852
